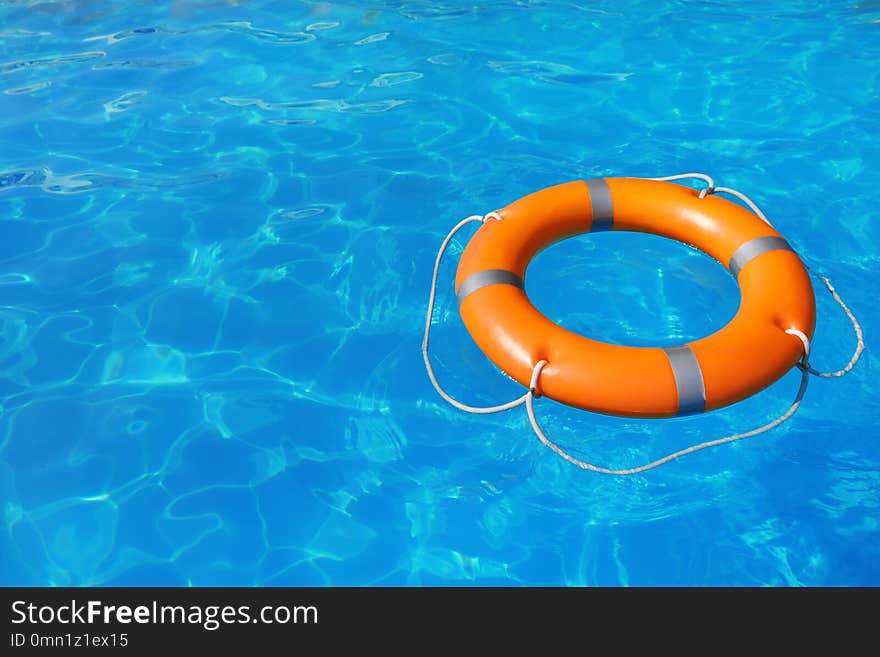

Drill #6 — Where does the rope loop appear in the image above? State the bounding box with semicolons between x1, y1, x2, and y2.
785;327;812;371
648;172;715;198
802;269;864;377
523;339;811;475
529;360;548;397
422;214;530;414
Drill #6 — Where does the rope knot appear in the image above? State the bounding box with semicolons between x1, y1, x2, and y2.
785;327;812;372
529;360;548;398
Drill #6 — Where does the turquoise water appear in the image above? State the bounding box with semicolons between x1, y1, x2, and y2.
0;0;878;586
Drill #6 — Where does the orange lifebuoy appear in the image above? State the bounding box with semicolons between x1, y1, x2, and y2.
455;178;816;418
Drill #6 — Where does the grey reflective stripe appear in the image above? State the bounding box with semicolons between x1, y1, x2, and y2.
585;178;613;231
663;346;706;416
456;269;524;304
728;236;794;279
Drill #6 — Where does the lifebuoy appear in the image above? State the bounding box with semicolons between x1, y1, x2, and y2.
455;178;816;418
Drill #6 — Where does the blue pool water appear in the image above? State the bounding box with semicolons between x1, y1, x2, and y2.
1;1;878;586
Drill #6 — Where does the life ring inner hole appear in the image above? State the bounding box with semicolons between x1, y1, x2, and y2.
524;230;741;348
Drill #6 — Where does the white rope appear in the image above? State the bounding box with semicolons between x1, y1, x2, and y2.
801;269;864;377
649;172;715;198
785;327;812;364
525;334;810;475
424;175;864;473
422;213;530;414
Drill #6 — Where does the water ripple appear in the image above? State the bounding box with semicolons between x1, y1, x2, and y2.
217;96;410;114
0;28;51;38
426;53;462;65
264;118;319;126
488;60;632;85
306;22;340;31
84;21;317;46
84;26;163;45
91;59;198;71
354;32;391;45
3;80;51;95
103;90;147;115
0;167;224;195
399;3;475;20
0;51;105;75
215;21;316;44
370;71;424;87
